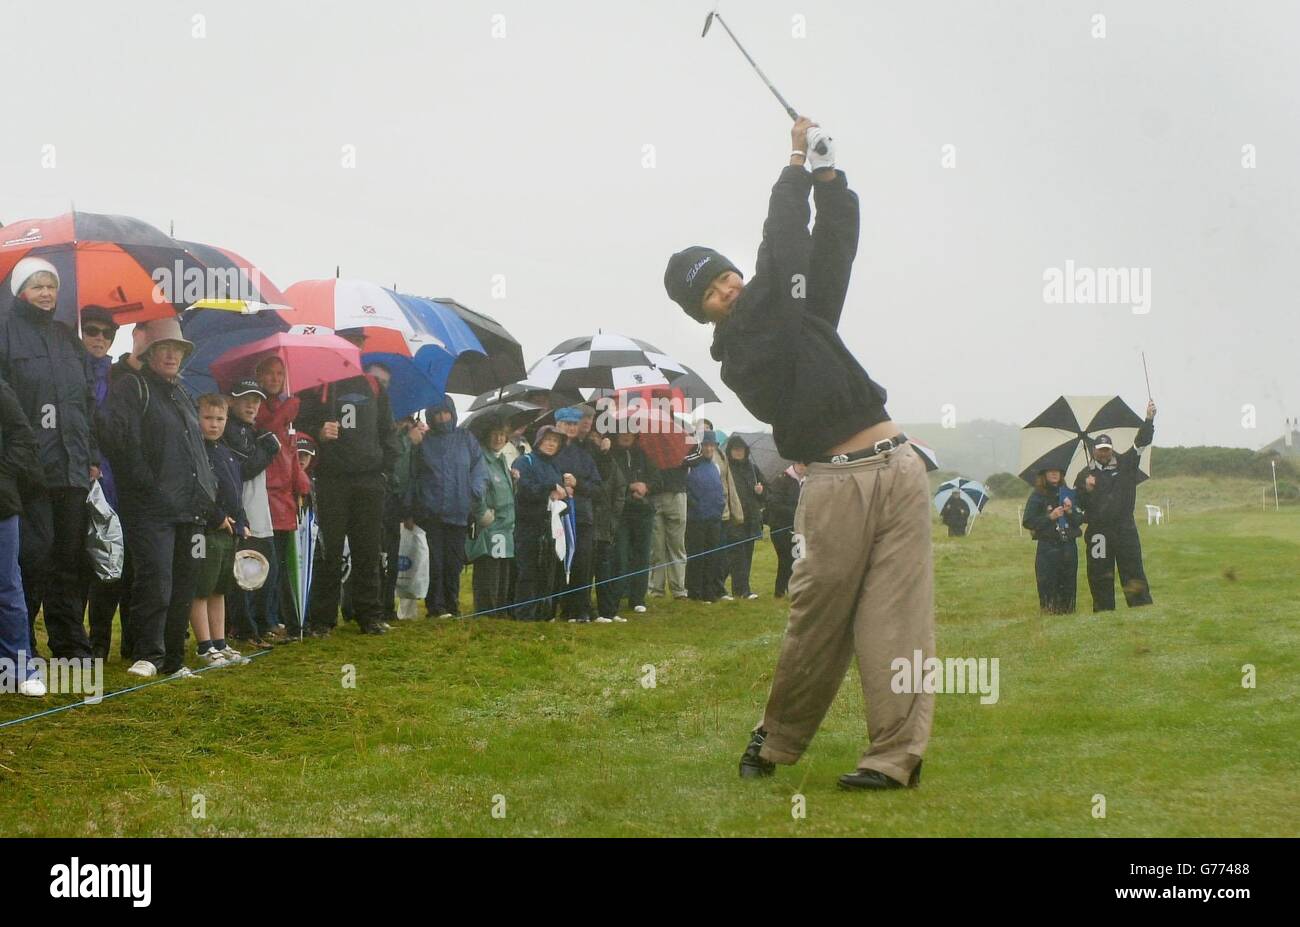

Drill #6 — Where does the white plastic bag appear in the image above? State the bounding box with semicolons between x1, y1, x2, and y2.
84;481;124;582
395;524;429;600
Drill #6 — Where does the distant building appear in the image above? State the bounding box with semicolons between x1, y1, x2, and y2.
1261;419;1300;458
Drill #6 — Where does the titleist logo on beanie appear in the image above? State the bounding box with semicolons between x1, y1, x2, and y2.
664;246;740;323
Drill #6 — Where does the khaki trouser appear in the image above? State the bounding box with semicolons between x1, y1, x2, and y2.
648;492;687;597
759;443;935;785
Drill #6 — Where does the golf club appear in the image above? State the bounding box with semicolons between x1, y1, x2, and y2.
701;6;829;155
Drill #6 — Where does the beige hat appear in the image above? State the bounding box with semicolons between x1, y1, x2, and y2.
233;549;270;591
132;317;195;362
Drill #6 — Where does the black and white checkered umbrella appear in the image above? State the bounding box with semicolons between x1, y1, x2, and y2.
1018;395;1151;486
526;333;688;393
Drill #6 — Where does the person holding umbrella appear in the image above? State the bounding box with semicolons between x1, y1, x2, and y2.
1074;401;1157;611
940;493;971;537
664;117;933;790
1021;467;1083;613
0;257;98;660
510;425;569;621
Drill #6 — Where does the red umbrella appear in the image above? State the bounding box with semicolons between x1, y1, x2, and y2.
1;212;213;326
209;332;362;395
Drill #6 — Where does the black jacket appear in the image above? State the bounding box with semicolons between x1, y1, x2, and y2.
940;495;971;528
709;167;888;462
612;442;662;513
96;365;216;524
653;448;708;495
1022;487;1083;541
585;437;627;543
0;377;42;519
205;439;248;536
763;470;801;530
294;375;398;489
723;435;765;528
222;415;278;481
1073;419;1154;528
0;298;98;490
552;441;602;526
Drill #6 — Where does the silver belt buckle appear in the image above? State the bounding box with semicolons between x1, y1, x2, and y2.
873;438;895;455
831;453;849;464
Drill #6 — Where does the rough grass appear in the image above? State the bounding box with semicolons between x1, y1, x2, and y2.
1;478;1295;836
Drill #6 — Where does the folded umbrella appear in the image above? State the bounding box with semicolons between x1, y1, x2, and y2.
210;332;363;396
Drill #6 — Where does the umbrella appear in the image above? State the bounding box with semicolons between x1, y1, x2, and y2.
1018;395;1151;486
290;503;316;639
548;497;575;584
526;332;689;393
463;400;545;436
586;363;720;406
177;239;288;309
729;431;794;483
908;437;941;473
209;332;363;395
419;297;528;395
282;280;523;418
1;211;211;326
180;305;290;397
467;381;583;412
934;478;990;515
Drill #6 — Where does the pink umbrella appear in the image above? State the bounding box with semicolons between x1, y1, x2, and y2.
209;332;363;395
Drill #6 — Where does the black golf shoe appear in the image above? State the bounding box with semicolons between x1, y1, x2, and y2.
838;760;922;791
739;727;776;779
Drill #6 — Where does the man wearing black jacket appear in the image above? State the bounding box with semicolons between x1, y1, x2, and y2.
294;333;399;637
1073;401;1157;610
665;117;934;791
610;432;661;615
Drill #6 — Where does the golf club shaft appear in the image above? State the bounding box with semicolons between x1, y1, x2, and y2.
713;14;798;121
1141;352;1152;401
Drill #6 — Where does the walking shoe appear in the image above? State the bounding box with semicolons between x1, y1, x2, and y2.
360;622;387;635
633;605;647;614
745;593;760;600
18;677;47;697
170;666;198;680
198;649;230;668
377;621;393;630
672;594;689;601
611;615;627;623
739;727;776;779
437;612;454;620
219;646;250;664
126;660;158;678
594;616;613;624
838;761;922;791
720;594;735;601
303;626;332;640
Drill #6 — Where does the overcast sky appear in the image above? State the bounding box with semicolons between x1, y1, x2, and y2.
5;0;1297;449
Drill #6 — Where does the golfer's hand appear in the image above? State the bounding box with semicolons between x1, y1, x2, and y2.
791;116;817;154
1146;400;1156;420
321;421;341;441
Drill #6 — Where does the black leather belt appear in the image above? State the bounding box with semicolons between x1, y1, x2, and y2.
810;433;909;464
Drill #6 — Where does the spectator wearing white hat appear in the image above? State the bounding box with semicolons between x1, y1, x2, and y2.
0;257;98;660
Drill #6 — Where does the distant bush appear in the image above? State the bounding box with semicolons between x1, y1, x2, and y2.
1153;447;1298;481
985;472;1024;498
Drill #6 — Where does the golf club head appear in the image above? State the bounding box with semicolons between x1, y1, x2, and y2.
701;11;714;37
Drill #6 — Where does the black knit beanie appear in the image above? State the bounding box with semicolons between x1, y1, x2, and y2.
663;246;741;323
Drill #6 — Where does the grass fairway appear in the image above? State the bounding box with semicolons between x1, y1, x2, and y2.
2;477;1296;837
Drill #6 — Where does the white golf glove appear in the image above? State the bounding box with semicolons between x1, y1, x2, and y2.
805;126;835;171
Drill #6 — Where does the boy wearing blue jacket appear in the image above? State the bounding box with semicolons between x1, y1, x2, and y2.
192;395;249;666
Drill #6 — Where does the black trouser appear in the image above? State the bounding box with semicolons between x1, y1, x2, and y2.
418;518;469;617
592;538;619;618
613;504;654;610
88;546;134;659
513;520;555;620
380;495;402;620
946;522;966;537
1084;521;1153;611
685;519;722;601
724;522;758;597
558;524;594;620
1034;538;1078;614
471;556;513;618
19;486;92;659
771;529;794;597
309;478;385;630
273;528;299;633
123;518;202;673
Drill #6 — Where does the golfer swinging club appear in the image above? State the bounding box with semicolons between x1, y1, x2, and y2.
664;118;935;790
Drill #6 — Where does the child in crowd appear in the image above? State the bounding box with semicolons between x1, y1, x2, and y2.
192;395;248;666
222;378;280;645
